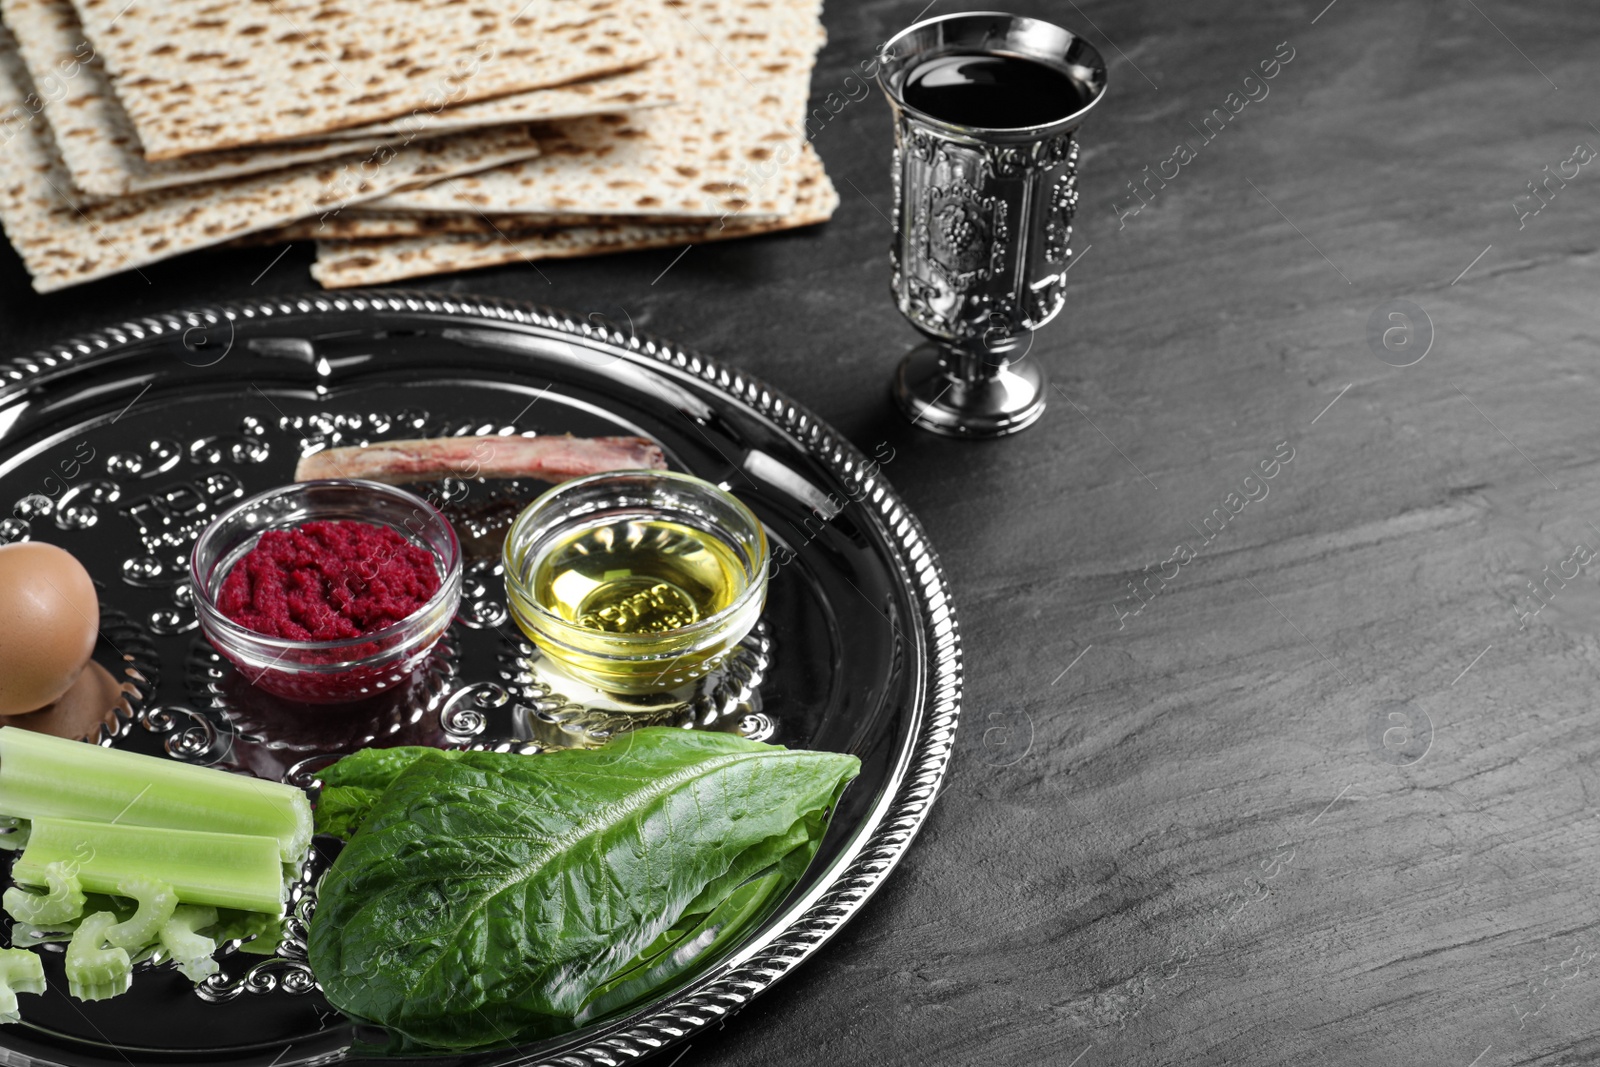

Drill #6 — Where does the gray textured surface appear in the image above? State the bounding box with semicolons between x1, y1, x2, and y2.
4;0;1599;1064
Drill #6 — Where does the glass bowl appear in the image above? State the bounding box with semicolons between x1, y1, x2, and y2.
191;479;463;704
503;471;769;694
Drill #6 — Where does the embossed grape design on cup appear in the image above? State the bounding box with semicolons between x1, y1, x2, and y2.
877;13;1108;438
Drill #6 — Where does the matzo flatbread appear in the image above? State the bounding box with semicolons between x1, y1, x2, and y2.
292;0;694;145
308;62;678;142
246;209;713;243
361;0;824;220
311;143;836;287
69;0;656;159
0;29;544;291
2;0;395;198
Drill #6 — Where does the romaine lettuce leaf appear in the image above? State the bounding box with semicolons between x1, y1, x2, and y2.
313;746;444;840
308;729;858;1050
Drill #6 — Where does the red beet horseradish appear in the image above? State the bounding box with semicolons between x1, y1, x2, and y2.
218;520;439;641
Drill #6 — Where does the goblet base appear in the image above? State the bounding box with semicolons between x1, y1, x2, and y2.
892;343;1047;438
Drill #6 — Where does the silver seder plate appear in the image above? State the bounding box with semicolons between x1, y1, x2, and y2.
0;292;962;1067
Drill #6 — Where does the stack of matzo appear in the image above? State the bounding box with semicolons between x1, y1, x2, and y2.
0;0;836;292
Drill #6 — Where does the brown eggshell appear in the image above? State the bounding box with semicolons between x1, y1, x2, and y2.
0;542;100;715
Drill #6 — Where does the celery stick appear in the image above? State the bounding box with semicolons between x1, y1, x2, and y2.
14;818;285;916
0;948;44;1022
0;728;311;863
106;879;178;951
65;913;131;1001
160;905;219;983
3;860;86;925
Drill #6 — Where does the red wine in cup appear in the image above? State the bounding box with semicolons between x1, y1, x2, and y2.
902;52;1089;129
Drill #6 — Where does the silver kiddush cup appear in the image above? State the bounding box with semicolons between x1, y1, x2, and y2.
878;13;1107;438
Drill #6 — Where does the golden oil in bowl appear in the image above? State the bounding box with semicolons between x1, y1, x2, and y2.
504;472;769;693
533;518;746;634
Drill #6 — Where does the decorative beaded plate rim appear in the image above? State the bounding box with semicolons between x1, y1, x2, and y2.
1;291;964;1067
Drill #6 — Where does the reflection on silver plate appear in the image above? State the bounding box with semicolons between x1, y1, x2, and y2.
0;293;962;1067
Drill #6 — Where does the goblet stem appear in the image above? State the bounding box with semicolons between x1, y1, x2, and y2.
893;341;1046;438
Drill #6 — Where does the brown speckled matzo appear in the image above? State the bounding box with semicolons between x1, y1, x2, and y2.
363;0;825;219
308;62;679;142
297;0;684;141
0;29;544;291
1;0;395;199
242;209;716;243
69;0;656;159
311;142;836;287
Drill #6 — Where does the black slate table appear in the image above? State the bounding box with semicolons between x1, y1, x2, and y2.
4;0;1599;1064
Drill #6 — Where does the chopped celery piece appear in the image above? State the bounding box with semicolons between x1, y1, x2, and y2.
8;893;138;948
0;948;45;1022
160;906;219;984
9;925;75;949
65;913;131;1001
210;908;282;954
14;818;285;916
0;728;311;863
0;816;28;851
15;903;281;953
8;893;125;947
105;879;178;951
0;950;45;995
3;860;85;925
